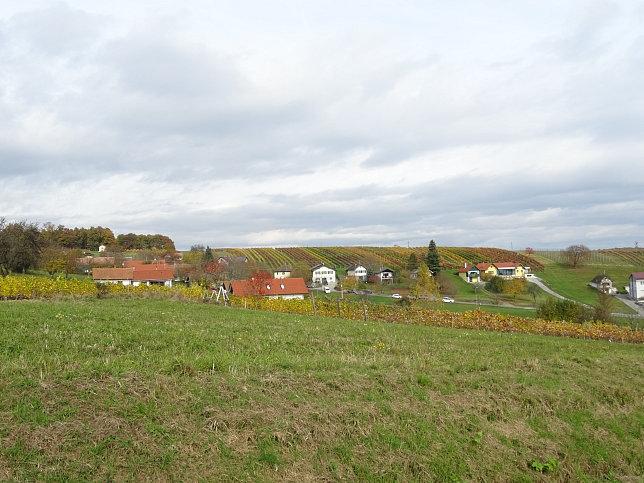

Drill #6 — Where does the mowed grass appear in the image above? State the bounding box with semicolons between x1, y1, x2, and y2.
1;298;642;481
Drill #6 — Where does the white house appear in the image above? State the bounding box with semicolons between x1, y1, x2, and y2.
588;274;617;295
346;264;368;281
374;268;394;283
629;272;644;301
311;264;336;287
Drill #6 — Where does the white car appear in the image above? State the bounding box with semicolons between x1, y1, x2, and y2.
391;293;402;299
442;296;455;303
323;286;331;294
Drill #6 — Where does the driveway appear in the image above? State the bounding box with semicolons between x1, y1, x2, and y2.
528;277;644;318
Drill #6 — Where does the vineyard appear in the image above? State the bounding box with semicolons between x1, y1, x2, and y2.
531;248;644;267
1;276;641;343
210;246;544;271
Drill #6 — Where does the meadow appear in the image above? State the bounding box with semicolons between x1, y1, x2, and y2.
1;298;642;481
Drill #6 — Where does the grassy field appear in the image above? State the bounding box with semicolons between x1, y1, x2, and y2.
1;298;642;481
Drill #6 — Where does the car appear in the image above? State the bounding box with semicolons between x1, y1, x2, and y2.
442;296;455;303
391;293;402;299
323;286;331;294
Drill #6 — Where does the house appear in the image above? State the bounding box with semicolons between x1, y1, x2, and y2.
311;264;336;287
374;268;394;283
588;274;617;295
218;256;248;266
92;267;135;285
493;262;526;279
458;264;481;283
133;268;175;287
458;262;527;283
229;277;309;300
346;264;368;281
476;263;498;278
629;272;644;301
273;265;292;279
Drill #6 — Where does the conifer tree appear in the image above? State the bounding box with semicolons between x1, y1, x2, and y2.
425;240;441;274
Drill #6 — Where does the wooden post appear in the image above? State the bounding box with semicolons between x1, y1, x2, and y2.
337;298;341;317
362;297;367;321
311;291;317;316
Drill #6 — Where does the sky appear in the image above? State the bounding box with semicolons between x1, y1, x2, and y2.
1;1;643;250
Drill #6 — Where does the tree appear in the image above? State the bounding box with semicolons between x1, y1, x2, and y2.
527;283;540;304
503;278;526;300
406;252;419;270
436;271;456;297
203;246;214;264
593;291;614;324
343;276;358;292
425;240;441;275
0;220;40;276
411;263;438;300
291;262;312;284
562;244;590;268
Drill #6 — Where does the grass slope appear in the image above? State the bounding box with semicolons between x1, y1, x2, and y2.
1;298;642;481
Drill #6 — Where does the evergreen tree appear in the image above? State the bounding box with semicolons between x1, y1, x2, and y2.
406;252;419;270
425;240;441;274
203;246;214;264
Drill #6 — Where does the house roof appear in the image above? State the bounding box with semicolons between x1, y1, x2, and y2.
92;267;134;280
458;265;479;273
347;264;366;271
133;269;175;281
274;265;292;272
123;260;173;269
493;262;523;269
590;274;612;284
230;277;309;297
476;263;493;270
630;272;644;280
311;263;333;271
218;256;248;265
376;268;394;274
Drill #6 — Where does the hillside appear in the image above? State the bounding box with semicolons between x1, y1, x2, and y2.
1;298;641;481
212;246;545;271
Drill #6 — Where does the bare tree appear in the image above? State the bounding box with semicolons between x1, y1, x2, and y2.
562;244;590;268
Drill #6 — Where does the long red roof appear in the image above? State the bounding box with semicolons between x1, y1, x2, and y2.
231;277;309;297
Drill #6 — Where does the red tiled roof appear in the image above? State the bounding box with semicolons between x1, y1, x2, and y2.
92;267;134;280
631;272;644;280
123;260;172;269
458;265;478;273
231;278;309;297
133;269;175;281
476;263;492;270
493;262;523;269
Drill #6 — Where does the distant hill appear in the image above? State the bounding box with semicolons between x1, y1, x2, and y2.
209;246;546;272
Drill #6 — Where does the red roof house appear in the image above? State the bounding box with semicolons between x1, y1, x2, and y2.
230;277;309;300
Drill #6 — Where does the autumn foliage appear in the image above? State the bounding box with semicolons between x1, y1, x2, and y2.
1;276;641;344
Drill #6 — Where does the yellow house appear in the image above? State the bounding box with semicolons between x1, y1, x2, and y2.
476;263;498;277
492;262;525;279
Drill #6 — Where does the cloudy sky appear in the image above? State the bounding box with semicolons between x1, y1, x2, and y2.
1;1;642;250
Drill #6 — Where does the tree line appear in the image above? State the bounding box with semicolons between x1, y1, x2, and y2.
0;218;175;276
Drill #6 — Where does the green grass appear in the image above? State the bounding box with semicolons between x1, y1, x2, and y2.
535;262;642;313
0;298;642;481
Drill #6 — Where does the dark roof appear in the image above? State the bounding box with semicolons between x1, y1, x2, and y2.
311;263;333;271
590;274;612;284
274;265;292;272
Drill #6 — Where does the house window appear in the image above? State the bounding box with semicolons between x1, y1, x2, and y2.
266;284;271;290
280;284;285;289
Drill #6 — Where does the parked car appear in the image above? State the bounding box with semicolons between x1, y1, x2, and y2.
324;286;331;294
391;293;402;299
442;296;455;303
